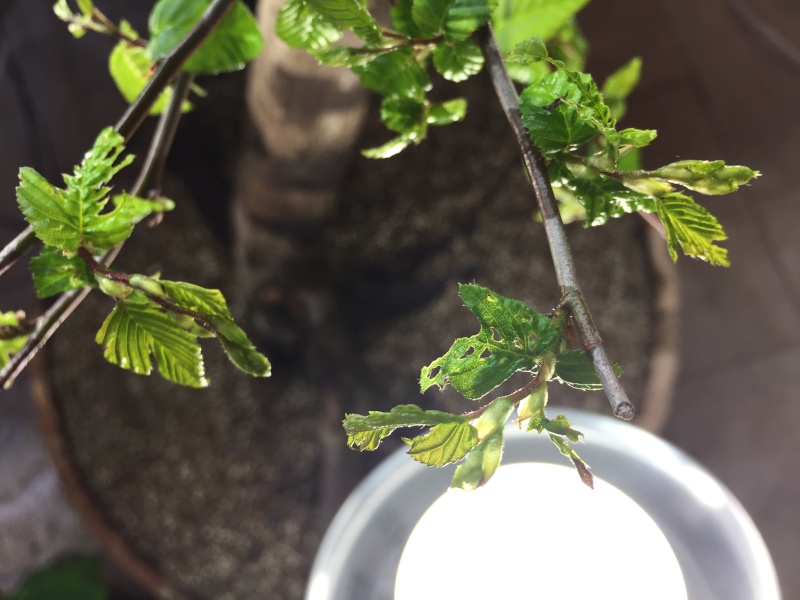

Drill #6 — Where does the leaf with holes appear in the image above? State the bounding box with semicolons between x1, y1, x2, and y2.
420;283;560;399
344;404;468;451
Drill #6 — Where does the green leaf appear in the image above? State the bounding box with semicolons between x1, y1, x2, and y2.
361;131;421;159
492;0;589;54
404;421;478;466
548;432;593;488
381;97;425;133
443;0;495;41
4;556;106;600
618;127;656;149
505;37;549;65
561;173;652;226
541;414;583;442
426;98;467;125
412;0;454;37
432;39;484;82
653;160;759;196
519;69;607;154
391;0;424;38
451;427;505;490
148;0;263;74
0;312;30;371
96;291;208;387
420;283;560;399
76;0;94;17
310;46;380;67
160;280;271;377
655;193;729;266
343;404;468;451
517;383;547;422
352;48;431;102
304;0;382;42
601;57;641;120
553;348;621;390
16;129;165;255
276;0;341;49
109;41;191;115
29;246;95;298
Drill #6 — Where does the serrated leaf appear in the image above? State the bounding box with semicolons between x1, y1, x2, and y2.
654;160;759;196
148;0;263;74
412;0;454;37
352;48;431;102
451;427;504;490
492;0;589;54
29;246;95;298
344;404;468;451
655;192;729;266
553;348;621;390
276;0;341;49
160;280;271;377
427;98;467;125
548;432;593;488
15;128;162;255
601;57;641;120
109;41;191;115
432;39;484;82
420;284;560;399
443;0;495;41
304;0;381;42
505;37;549;65
96;291;208;387
520;69;606;154
404;421;478;466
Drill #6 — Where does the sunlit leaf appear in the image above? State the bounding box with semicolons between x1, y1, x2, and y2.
432;39;484;82
492;0;589;54
655;192;729;266
148;0;263;74
420;284;560;399
404;421;478;466
276;0;341;49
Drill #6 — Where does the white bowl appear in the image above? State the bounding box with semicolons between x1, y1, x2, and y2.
307;408;781;600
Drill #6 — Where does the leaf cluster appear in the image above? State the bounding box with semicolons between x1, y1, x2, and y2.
16;128;270;387
54;0;263;114
344;284;604;489
276;0;497;156
506;38;758;266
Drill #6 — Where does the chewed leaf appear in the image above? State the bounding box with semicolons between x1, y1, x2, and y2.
96;291;208;387
404;421;478;466
420;284;559;399
344;404;468;451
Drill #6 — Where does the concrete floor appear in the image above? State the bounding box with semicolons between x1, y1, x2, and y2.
1;0;799;597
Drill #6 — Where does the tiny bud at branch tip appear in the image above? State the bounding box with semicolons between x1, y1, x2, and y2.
615;402;635;420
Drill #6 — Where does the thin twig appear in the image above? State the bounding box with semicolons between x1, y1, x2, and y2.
0;0;235;278
479;26;635;420
0;61;197;390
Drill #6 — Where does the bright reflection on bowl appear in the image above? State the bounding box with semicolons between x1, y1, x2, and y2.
395;463;687;600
